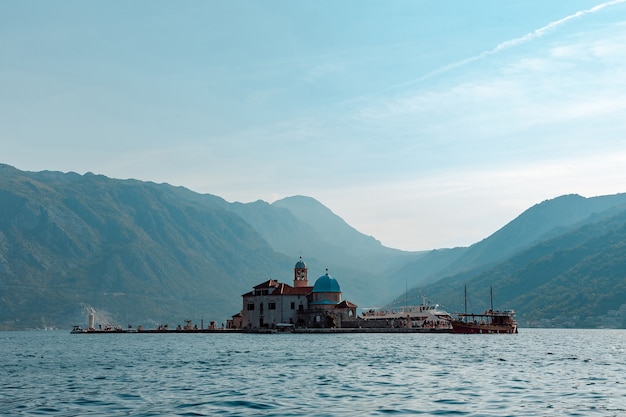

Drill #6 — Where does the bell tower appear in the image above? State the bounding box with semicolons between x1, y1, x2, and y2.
293;256;308;287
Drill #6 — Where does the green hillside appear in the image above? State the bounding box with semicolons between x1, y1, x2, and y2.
0;165;292;329
3;163;626;329
395;206;626;328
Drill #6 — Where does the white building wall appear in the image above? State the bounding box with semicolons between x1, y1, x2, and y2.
242;294;308;329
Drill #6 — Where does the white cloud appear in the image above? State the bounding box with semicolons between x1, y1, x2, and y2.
353;19;626;164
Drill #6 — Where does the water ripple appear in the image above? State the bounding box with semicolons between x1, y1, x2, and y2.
1;330;626;416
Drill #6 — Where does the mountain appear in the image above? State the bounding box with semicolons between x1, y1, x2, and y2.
383;194;626;291
223;196;412;303
0;164;405;330
3;163;626;330
388;194;626;328
0;164;295;329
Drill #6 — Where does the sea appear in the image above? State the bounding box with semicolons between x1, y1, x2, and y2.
1;328;625;416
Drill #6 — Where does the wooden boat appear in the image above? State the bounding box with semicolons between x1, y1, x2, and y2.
450;287;518;334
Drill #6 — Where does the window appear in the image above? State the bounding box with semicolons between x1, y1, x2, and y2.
290;302;295;310
269;302;276;310
247;303;254;311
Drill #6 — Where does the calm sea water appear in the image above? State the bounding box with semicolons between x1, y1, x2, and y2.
1;329;625;416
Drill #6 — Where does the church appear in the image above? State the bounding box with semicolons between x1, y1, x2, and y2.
234;257;357;330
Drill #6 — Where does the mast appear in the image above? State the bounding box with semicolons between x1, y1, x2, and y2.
490;286;493;311
464;285;467;322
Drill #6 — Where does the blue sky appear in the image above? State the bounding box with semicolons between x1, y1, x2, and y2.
2;1;626;250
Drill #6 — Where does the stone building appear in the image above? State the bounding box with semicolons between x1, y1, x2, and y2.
238;257;357;330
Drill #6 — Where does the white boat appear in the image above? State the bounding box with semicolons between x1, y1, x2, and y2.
360;296;452;332
70;325;86;334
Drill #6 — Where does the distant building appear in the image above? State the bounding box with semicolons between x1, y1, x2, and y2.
237;257;357;330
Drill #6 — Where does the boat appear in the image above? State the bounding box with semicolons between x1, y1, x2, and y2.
70;325;86;334
360;295;453;332
451;310;518;334
450;286;518;334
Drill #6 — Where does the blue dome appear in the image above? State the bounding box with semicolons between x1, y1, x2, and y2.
312;273;341;293
295;258;307;269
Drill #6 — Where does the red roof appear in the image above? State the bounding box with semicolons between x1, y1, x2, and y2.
243;280;312;297
336;300;357;309
274;283;312;295
253;279;280;290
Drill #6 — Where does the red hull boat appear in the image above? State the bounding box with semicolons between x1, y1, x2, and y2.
450;310;518;334
451;286;518;334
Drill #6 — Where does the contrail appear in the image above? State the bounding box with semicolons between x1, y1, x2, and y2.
412;0;626;84
344;0;626;106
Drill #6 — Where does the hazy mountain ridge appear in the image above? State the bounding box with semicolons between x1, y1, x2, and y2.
387;193;626;291
2;163;626;329
391;198;626;328
220;195;411;305
0;164;406;329
0;164;293;329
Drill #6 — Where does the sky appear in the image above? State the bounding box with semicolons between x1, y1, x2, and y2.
2;1;626;251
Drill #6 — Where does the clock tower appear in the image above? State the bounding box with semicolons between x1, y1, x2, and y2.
293;256;308;288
